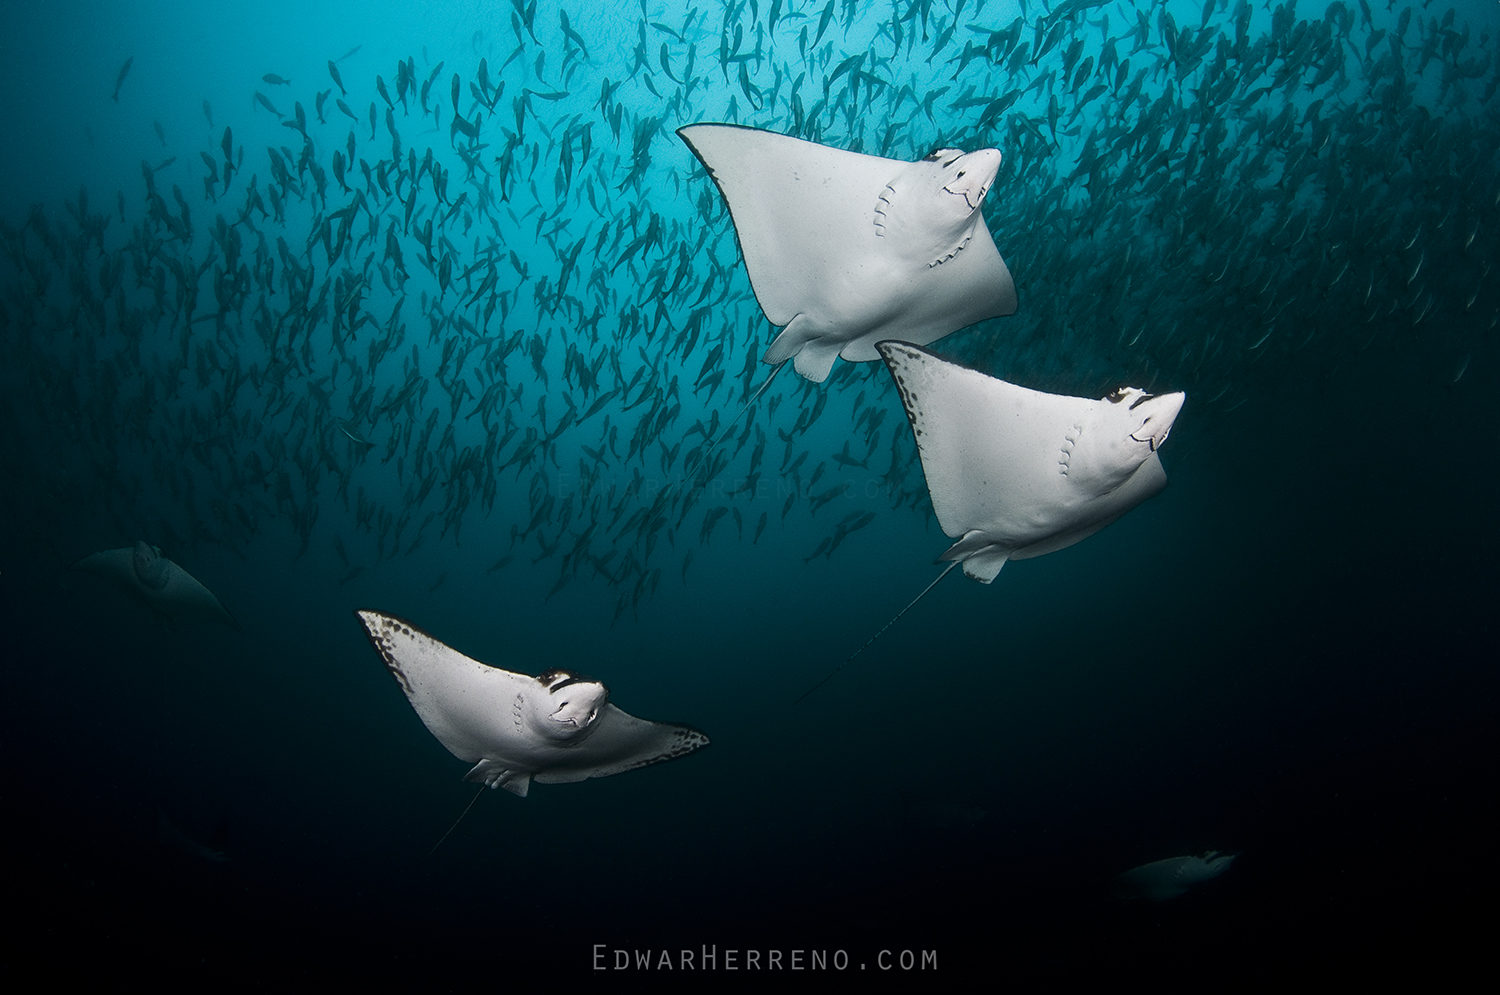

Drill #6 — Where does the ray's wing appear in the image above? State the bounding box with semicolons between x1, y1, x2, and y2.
72;548;138;588
532;703;709;784
356;610;535;765
677;123;898;326
1117;856;1197;901
159;559;241;630
878;343;1088;563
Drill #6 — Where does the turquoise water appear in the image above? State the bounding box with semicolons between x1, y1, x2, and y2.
1;0;1495;982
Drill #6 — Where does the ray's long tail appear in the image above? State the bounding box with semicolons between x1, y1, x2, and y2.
792;561;961;705
683;360;788;482
428;783;486;858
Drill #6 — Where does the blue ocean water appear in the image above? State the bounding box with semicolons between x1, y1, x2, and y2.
0;0;1495;983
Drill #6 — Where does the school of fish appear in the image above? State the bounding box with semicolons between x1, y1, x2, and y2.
1;0;1496;633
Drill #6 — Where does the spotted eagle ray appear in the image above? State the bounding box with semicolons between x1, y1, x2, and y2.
73;541;240;631
676;123;1018;471
796;343;1183;702
1116;851;1236;901
356;610;709;798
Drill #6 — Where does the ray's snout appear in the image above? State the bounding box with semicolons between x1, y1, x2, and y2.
1130;391;1185;451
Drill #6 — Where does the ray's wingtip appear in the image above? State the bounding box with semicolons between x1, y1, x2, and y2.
355;609;433;643
69;548;115;571
353;609;404;643
223;609;247;636
874;339;926;357
675;121;715;147
674;725;711;750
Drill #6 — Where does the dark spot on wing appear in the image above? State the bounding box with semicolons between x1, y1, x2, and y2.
355;610;416;696
877;341;928;438
620;725;711;772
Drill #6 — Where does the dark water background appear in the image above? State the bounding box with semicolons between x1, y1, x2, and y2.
1;0;1495;984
